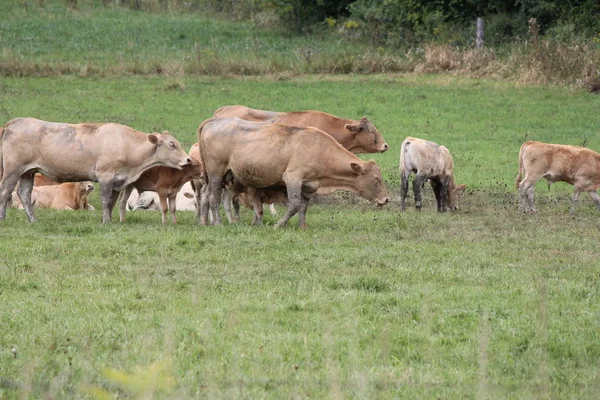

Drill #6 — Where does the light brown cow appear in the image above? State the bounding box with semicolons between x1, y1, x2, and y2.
118;157;202;224
399;137;465;212
0;118;191;223
198;117;389;228
516;140;600;214
12;181;94;210
214;105;389;154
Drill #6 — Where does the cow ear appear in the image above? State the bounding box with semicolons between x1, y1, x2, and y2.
162;130;170;136
350;162;363;174
148;134;159;145
345;123;361;135
456;184;466;193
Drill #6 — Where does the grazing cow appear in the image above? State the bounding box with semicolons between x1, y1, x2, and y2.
12;181;94;210
212;106;388;221
399;137;465;212
0;118;191;223
198;117;389;228
516;140;600;214
119;156;202;224
214;105;389;154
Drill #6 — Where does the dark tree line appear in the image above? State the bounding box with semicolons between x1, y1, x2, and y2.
268;0;600;46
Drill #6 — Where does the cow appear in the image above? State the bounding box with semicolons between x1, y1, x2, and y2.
118;157;202;224
11;181;95;210
399;137;465;212
0;118;192;223
127;181;197;212
213;105;389;154
212;106;389;221
198;117;389;228
516;140;600;214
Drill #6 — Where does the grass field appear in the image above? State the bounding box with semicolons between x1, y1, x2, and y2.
1;75;600;398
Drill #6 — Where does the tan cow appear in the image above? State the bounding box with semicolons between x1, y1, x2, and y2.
213;106;388;221
0;118;191;223
214;105;389;154
399;137;465;212
118;157;202;224
198;117;389;228
516;140;600;214
12;181;94;210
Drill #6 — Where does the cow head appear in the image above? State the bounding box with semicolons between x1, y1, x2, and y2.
344;117;389;154
349;160;389;206
148;131;192;169
447;183;466;211
83;181;94;193
184;157;204;180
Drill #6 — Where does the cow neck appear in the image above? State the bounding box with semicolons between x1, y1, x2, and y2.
321;118;360;154
316;156;367;197
125;136;167;184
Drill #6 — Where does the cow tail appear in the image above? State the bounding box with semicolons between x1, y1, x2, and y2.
399;138;410;175
0;126;4;181
197;118;214;186
516;141;530;189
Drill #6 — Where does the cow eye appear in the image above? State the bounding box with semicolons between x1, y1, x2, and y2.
168;141;175;148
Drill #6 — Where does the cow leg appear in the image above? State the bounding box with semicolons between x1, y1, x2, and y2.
168;194;177;224
199;184;210;225
431;179;443;212
275;181;302;229
298;196;310;229
0;172;24;220
589;191;600;212
269;204;277;215
413;172;425;211
400;170;410;211
157;193;169;224
119;185;134;222
252;202;264;225
99;182;119;223
570;189;581;215
17;172;36;222
208;176;223;226
221;187;237;224
518;180;535;212
233;196;241;221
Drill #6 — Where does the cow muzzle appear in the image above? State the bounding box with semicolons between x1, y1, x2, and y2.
379;143;389;153
180;157;193;167
376;197;389;206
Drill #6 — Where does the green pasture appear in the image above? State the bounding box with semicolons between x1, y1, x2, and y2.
1;75;600;399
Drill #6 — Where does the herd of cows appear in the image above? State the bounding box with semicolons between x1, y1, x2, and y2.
0;105;599;228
